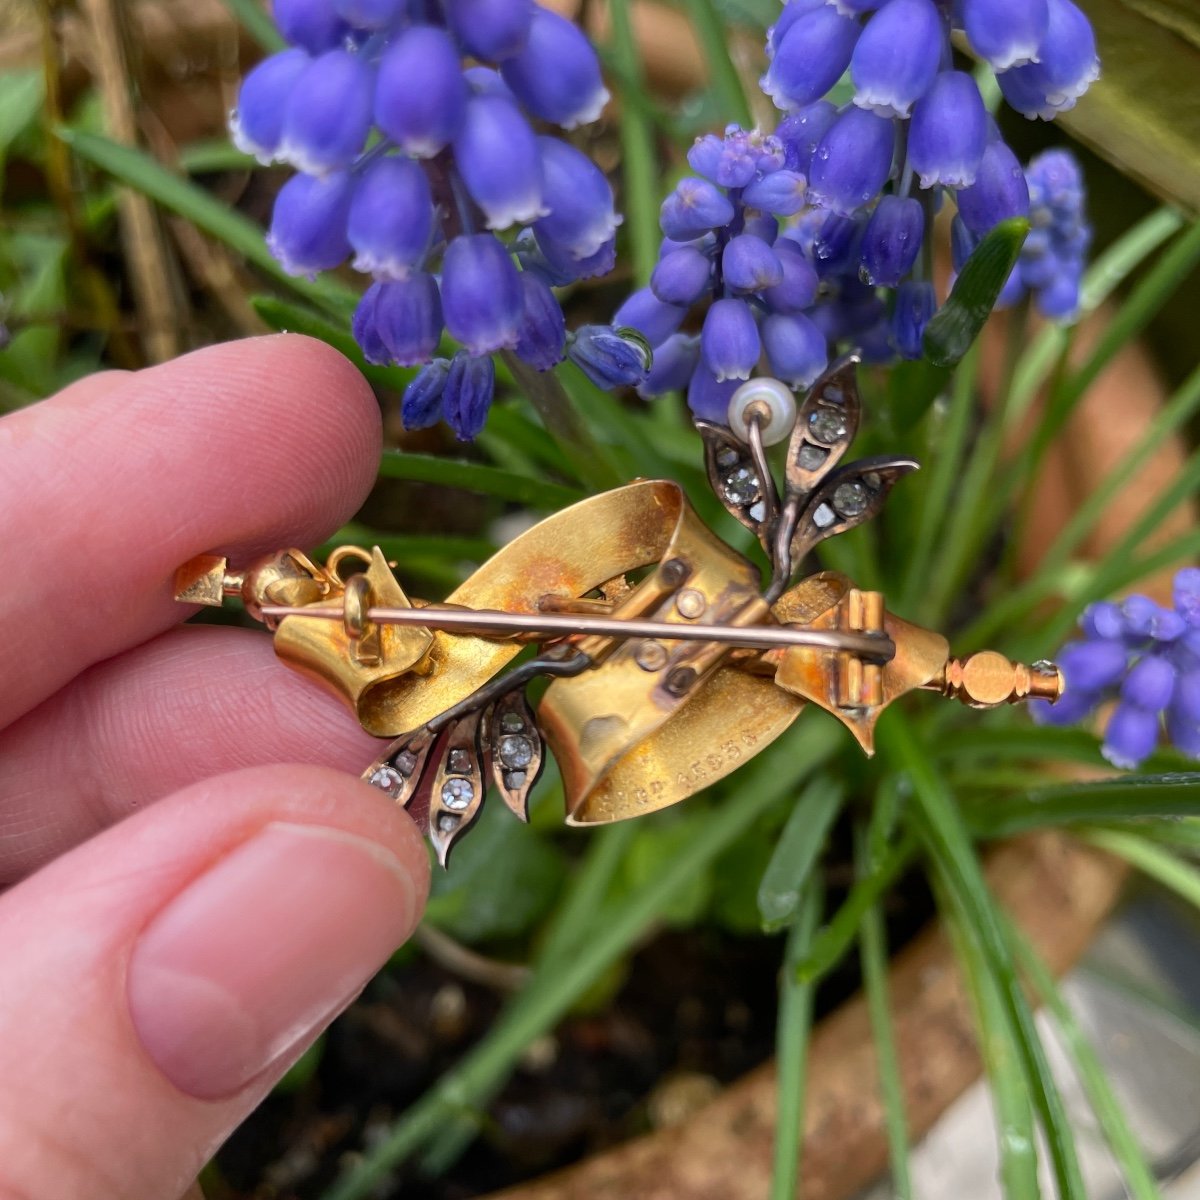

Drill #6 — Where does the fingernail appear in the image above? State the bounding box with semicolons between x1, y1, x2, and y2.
127;821;419;1100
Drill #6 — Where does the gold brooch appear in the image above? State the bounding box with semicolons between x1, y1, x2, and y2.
175;361;1061;864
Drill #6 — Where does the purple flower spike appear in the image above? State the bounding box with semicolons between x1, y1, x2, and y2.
763;243;819;312
375;26;468;158
454;95;546;230
1058;638;1129;692
651;246;713;306
767;0;826;55
273;0;346;53
374;273;444;366
352;283;389;364
280;50;373;174
1102;702;1161;770
443;352;496;441
762;6;860;110
267;170;354;277
688;134;725;181
534;229;617;282
762;312;827;386
533;136;621;261
860;194;923;287
638;333;700;398
955;140;1031;236
660;178;736;240
701;298;761;382
568;325;652;389
1122;656;1176;713
999;0;1100;119
612;287;687;348
687;364;739;423
963;0;1048;72
440;233;523;354
850;0;944;118
334;0;406;28
514;272;567;370
446;0;534;62
401;358;452;430
723;234;784;292
347;156;434;279
807;107;895;215
500;7;610;129
742;170;808;216
890;280;935;359
230;48;310;163
776;102;837;175
908;70;987;188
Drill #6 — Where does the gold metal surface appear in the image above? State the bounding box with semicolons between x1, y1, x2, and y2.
928;651;1064;707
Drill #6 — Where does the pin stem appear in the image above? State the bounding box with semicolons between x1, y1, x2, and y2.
259;603;897;661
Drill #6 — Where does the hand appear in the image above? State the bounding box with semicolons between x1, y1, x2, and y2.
0;336;430;1199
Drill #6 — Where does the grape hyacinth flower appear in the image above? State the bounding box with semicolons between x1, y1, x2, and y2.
1033;570;1200;768
233;0;634;440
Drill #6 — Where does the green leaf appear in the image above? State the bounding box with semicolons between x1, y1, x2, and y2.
923;218;1029;368
178;138;258;175
0;71;43;159
424;802;566;942
220;0;287;51
378;450;584;508
59;128;357;318
621;817;714;927
1081;827;1200;909
757;774;843;931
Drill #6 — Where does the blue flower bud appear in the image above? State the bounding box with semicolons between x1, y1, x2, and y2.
963;0;1048;71
500;8;610;129
701;298;761;382
1175;568;1200;627
776;102;837;175
347;156;434;279
443;352;496;440
373;273;443;366
659;178;736;240
761;7;860;111
1173;670;1200;724
955;140;1030;236
514;271;567;369
767;0;826;55
230;48;310;163
835;0;886;12
860;194;923;286
908;70;987;188
722;234;784;292
533;136;621;261
889;279;935;359
650;246;712;305
401;358;452;429
280;49;373;174
950;214;978;272
1079;600;1125;641
441;233;523;353
743;212;780;244
742;169;808;215
638;333;700;398
763;242;819;312
998;0;1099;119
352;282;389;363
687;134;725;181
334;0;406;29
612;287;687;348
687;364;739;423
568;325;652;389
453;95;545;229
1102;702;1160;769
1166;709;1200;758
807;211;865;274
273;0;346;52
762;313;827;386
850;0;943;118
1034;265;1083;320
375;26;468;157
446;0;534;61
1058;638;1128;692
1121;654;1176;713
1030;686;1099;727
808;107;894;214
267;170;354;276
533;229;617;282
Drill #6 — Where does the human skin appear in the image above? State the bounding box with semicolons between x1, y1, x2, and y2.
0;335;430;1199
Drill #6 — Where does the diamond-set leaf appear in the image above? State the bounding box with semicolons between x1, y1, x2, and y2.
427;711;488;868
484;692;544;822
697;419;770;546
784;356;861;503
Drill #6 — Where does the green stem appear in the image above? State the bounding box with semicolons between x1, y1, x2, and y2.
220;0;286;50
769;877;824;1200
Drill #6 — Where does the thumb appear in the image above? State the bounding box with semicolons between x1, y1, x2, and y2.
0;764;429;1200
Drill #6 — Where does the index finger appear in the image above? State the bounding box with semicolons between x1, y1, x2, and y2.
0;335;381;729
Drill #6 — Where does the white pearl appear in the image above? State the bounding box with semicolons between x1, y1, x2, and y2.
727;377;797;447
